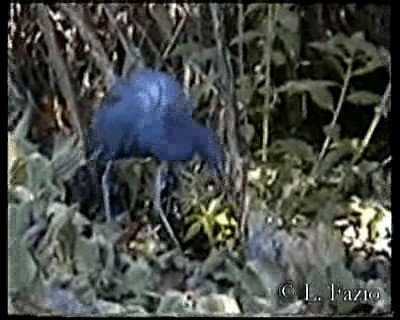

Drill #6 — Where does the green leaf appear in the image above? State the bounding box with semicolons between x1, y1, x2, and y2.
215;211;231;226
241;259;286;299
183;222;201;242
206;197;223;215
171;42;201;58
323;124;341;140
243;123;255;145
325;55;346;78
8;158;28;187
201;248;227;276
8;133;18;176
230;31;264;46
36;203;76;273
245;3;266;16
278;8;299;33
236;74;254;105
121;260;155;297
171;43;216;65
352;57;383;76
8;203;38;295
73;237;102;273
271;50;287;67
157;291;190;314
25;151;63;199
350;31;380;58
347;91;381;106
310;32;383;76
335;33;357;57
308;86;334;111
275;139;316;162
202;216;214;243
309;35;348;61
276;79;338;95
152;6;173;41
275;26;300;59
277;80;337;111
212;257;241;284
191;47;218;65
316;139;358;177
51;135;85;182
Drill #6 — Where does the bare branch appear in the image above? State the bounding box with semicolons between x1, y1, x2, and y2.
36;4;84;145
59;3;115;88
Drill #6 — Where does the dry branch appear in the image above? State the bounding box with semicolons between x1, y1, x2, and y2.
59;4;115;88
36;4;84;145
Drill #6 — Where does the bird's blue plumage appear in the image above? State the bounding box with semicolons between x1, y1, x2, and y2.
87;69;225;177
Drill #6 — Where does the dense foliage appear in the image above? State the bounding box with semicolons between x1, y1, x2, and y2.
8;3;391;316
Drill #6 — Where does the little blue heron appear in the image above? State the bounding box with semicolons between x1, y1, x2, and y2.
87;68;225;249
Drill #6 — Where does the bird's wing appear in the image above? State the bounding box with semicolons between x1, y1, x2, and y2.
151;110;197;161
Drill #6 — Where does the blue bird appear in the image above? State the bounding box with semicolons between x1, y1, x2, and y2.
87;69;225;248
88;69;224;175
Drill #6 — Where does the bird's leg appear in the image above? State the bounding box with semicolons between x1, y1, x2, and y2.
102;161;113;222
154;164;182;251
163;163;182;231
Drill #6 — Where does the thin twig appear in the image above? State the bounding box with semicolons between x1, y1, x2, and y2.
237;2;244;82
381;155;391;168
154;165;182;252
210;4;250;241
36;4;84;145
262;4;275;163
102;161;113;222
239;157;250;241
162;9;187;60
237;2;250;133
312;57;354;176
59;4;115;88
352;81;391;164
209;4;240;163
131;19;161;62
102;5;137;71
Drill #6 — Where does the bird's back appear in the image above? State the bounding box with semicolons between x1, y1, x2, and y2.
112;69;192;114
87;69;193;161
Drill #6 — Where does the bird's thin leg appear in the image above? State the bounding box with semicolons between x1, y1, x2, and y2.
154;164;182;251
102;161;113;222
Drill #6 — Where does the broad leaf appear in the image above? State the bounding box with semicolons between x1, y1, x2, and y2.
347;91;381;106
